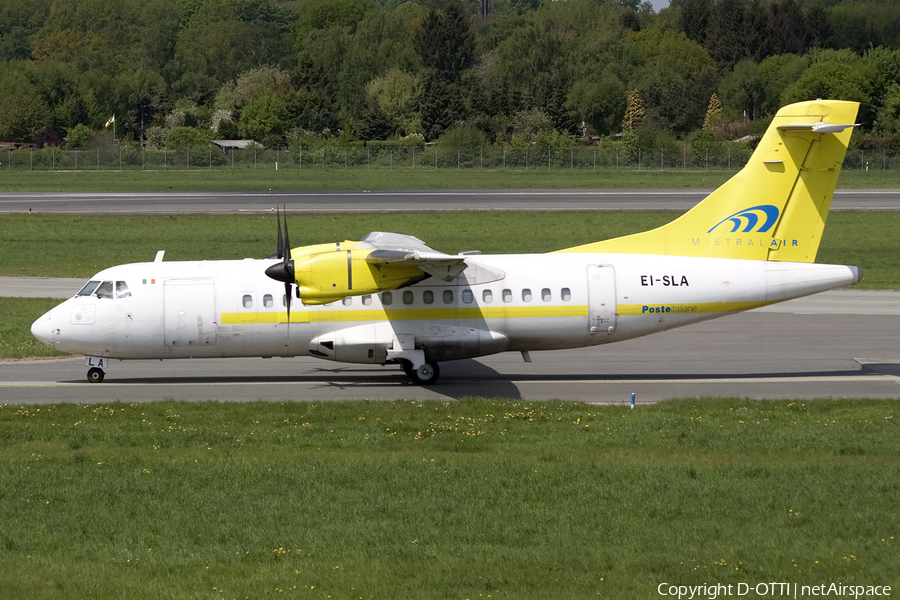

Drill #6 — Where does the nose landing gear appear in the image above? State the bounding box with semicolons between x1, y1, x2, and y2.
84;356;108;383
87;367;105;383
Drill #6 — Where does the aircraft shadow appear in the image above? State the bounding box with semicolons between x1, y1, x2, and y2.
52;360;879;402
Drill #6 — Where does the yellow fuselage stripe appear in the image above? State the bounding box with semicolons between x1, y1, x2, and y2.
220;300;771;325
617;300;768;316
221;305;587;325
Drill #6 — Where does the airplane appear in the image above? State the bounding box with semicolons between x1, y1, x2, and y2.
32;99;861;385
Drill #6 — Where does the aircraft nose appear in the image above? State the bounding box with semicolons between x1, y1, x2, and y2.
31;313;55;347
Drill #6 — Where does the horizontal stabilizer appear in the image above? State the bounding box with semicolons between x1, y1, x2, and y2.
777;122;859;133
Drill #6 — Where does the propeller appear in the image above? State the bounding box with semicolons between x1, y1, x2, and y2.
265;203;296;325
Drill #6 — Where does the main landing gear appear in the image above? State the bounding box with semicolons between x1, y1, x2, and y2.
401;359;440;385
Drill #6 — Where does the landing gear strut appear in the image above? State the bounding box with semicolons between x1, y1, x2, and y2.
87;367;105;383
402;359;440;385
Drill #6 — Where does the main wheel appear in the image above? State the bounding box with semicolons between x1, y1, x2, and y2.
407;360;440;385
87;367;105;383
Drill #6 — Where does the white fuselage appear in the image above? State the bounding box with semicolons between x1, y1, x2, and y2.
32;253;859;368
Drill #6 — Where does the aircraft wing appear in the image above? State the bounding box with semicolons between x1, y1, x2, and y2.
359;231;468;282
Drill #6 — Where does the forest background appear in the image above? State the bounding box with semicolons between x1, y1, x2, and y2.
1;0;899;162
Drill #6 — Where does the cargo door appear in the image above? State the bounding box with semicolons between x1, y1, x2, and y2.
164;279;216;347
587;265;617;334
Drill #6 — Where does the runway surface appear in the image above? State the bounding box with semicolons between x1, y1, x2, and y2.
2;189;899;213
4;291;900;404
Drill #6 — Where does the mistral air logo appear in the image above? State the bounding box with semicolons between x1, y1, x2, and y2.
708;205;780;234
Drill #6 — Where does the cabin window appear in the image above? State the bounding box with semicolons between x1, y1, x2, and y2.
502;289;512;303
561;287;571;301
282;294;292;307
382;292;393;305
462;289;474;304
541;288;551;302
263;294;274;308
482;289;493;303
403;290;414;305
522;288;532;302
342;297;353;306
423;290;434;304
77;281;100;297
95;281;114;299
443;290;454;304
362;295;372;306
242;294;253;309
115;281;131;299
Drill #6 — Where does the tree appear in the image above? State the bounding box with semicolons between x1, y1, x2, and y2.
622;89;645;132
705;0;746;69
718;58;764;120
679;0;711;46
781;61;874;106
0;93;51;142
365;69;421;136
413;2;474;83
567;76;626;136
66;123;95;148
767;0;812;56
165;126;209;149
238;92;290;142
703;92;723;129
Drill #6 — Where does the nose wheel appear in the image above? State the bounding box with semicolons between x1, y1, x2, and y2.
402;359;440;385
87;367;105;383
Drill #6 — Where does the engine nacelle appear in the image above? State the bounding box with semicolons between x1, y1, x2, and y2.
293;244;424;305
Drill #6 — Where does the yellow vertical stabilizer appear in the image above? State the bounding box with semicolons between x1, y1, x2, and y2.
557;100;859;262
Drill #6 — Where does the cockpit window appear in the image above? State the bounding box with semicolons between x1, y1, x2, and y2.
115;281;131;299
95;281;114;299
76;281;100;297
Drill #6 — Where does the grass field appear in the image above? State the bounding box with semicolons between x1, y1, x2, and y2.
1;398;898;599
3;211;899;285
1;166;899;192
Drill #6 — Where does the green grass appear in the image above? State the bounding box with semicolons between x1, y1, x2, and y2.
0;298;68;359
2;211;899;286
0;212;676;277
0;398;898;599
1;166;899;191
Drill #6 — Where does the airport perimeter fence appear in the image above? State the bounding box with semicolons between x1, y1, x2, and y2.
2;144;899;172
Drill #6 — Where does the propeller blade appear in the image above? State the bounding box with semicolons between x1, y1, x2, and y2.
276;205;284;259
282;203;291;266
264;202;296;331
285;282;291;324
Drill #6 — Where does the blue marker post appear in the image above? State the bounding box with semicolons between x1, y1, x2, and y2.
631;393;635;409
